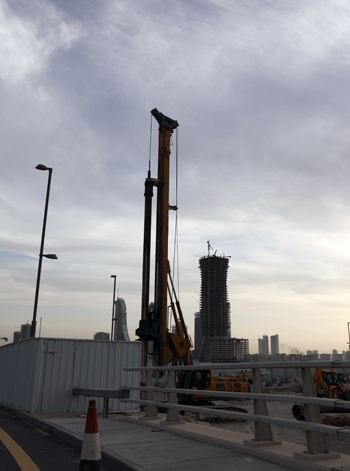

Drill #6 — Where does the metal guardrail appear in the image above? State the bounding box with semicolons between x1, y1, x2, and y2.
124;359;350;371
121;360;350;457
72;387;130;419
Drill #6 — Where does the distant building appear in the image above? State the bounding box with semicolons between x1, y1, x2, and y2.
305;352;318;360
263;335;269;355
319;353;331;360
343;350;350;361
20;323;31;341
13;331;21;343
209;337;249;363
113;297;130;341
288;353;303;361
270;334;279;355
271;353;286;362
94;332;110;341
331;349;343;361
258;337;268;355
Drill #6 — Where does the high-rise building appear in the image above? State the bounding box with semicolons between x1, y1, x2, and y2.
20;323;31;340
258;337;267;355
198;253;248;362
199;254;230;341
94;332;110;340
270;334;279;355
263;335;269;355
113;297;130;341
13;331;21;343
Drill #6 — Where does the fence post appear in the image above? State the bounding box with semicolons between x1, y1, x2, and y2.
102;397;109;419
165;370;180;423
143;370;157;418
299;367;328;455
252;367;274;442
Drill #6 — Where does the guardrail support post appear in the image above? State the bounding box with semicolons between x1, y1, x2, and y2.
165;370;180;423
144;370;157;418
252;367;273;442
102;398;109;419
299;367;328;455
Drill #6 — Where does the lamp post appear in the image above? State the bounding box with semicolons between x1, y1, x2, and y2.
30;165;57;338
110;275;116;340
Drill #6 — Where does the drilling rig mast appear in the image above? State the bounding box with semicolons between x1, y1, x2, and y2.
136;109;192;369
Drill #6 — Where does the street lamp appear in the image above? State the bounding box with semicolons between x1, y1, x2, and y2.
111;275;116;340
30;164;57;338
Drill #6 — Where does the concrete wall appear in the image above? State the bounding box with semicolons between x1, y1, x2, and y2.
0;338;141;414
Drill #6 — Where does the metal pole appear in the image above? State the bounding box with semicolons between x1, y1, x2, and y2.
30;167;53;338
111;275;116;340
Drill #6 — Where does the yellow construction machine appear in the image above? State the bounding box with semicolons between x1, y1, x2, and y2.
180;369;250;404
313;367;349;400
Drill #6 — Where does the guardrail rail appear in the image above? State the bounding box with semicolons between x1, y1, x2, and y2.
121;360;350;460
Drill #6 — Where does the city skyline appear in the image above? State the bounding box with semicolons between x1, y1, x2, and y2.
1;1;350;354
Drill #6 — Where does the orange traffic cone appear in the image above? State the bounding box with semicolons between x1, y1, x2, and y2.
79;400;102;471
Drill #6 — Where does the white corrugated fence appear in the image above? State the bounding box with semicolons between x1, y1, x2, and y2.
0;338;141;413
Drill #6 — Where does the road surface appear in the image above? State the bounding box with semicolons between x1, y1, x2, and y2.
0;410;110;470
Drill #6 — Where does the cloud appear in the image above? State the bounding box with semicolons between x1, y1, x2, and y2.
1;0;350;353
0;0;82;83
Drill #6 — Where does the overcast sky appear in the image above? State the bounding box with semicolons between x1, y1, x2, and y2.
1;0;350;354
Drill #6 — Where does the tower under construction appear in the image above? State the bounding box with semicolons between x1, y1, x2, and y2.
198;250;248;362
199;253;230;362
199;254;231;338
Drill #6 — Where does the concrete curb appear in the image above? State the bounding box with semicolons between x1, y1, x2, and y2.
119;415;350;471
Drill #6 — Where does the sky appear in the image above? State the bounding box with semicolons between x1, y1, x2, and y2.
1;0;350;354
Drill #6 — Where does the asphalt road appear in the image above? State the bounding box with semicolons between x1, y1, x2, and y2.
0;410;110;470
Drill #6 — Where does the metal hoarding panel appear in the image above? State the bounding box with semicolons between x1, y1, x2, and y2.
0;338;141;414
0;339;43;412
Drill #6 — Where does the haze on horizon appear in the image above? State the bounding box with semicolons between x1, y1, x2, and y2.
1;0;350;355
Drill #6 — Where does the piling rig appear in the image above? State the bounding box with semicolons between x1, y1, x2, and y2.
136;109;192;378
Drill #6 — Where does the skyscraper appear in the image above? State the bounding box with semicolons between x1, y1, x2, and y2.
199;254;230;338
258;337;267;355
113;297;130;341
270;334;279;355
263;335;269;355
20;323;31;340
199;253;231;362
